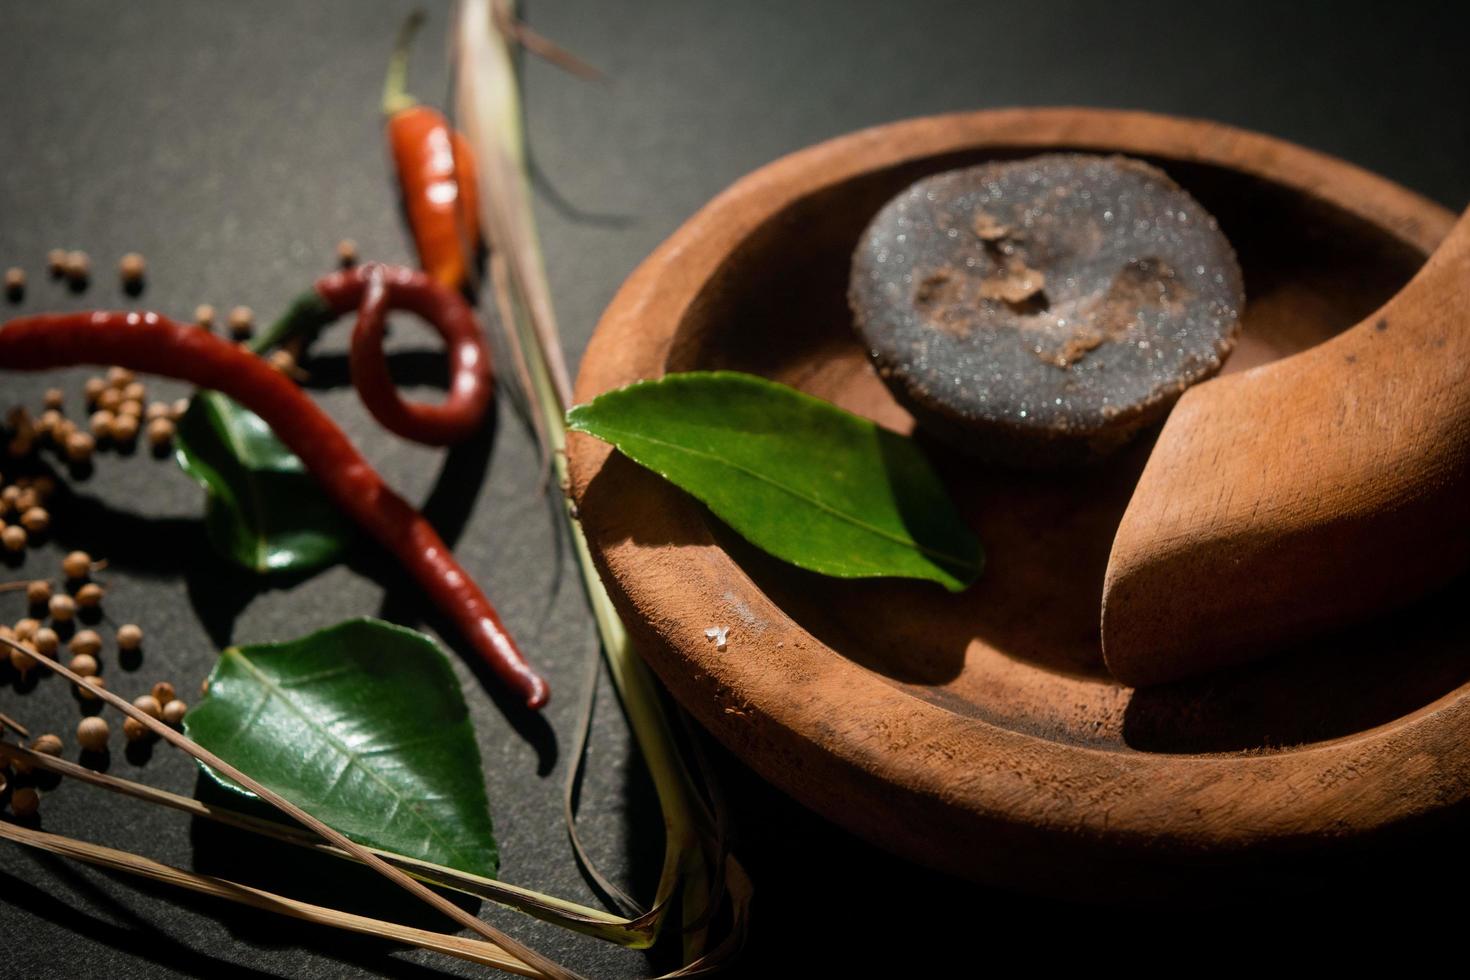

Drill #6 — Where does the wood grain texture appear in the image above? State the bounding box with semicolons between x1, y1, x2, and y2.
566;108;1467;894
1103;207;1470;685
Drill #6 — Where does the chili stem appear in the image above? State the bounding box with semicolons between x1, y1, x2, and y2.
384;8;428;116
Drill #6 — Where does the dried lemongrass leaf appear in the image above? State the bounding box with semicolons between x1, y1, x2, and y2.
0;820;538;977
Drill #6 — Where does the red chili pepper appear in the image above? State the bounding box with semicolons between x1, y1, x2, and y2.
265;263;493;446
384;11;481;292
0;310;549;709
252;262;491;445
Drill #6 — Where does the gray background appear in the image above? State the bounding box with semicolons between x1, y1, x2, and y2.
2;1;1468;976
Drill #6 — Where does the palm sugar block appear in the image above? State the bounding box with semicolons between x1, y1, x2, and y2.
849;153;1244;467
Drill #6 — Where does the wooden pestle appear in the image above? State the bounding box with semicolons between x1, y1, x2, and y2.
1103;204;1470;686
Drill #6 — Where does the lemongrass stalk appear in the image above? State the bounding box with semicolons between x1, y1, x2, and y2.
0;821;541;978
0;742;656;948
455;0;720;957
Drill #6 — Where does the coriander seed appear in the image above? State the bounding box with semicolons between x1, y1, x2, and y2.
47;249;68;276
117;623;143;652
69;629;102;657
123;716;149;742
68;653;98;676
25;580;52;606
65;430;95;463
121;382;145;403
9;643;36;675
146;416;175;448
110;413;139;444
107;367;134;388
228;305;254;339
2;525;25;552
62;550;92;580
337;238;359;267
90;409;115;438
14;618;40;642
20;507;48;534
64;250;90;287
151;680;175;703
119;252;146;290
132;694;162;719
11;786;40;817
33;733;64;757
49;593;76;622
269;349;298;375
3;266;24;300
44;387;65;410
78;674;106;700
77;715;109;752
162;699;188;725
37;409;62;440
75;583;103;609
195;303;215;330
146;401;170;421
33;627;58;657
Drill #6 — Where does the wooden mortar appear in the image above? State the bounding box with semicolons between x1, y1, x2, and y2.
566;108;1466;895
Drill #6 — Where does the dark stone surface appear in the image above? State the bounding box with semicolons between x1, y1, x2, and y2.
1;1;1467;976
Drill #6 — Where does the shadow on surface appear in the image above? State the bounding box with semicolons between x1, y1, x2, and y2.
2;852;284;980
298;350;452;393
189;772;482;934
1122;571;1470;753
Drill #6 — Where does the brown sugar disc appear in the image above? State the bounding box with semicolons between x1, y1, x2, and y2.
849;153;1245;466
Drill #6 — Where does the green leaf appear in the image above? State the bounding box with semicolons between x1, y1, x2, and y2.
174;390;350;574
567;371;983;591
184;618;499;878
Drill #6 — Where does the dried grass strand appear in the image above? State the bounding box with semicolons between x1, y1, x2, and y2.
0;741;650;941
491;0;605;81
0;820;539;977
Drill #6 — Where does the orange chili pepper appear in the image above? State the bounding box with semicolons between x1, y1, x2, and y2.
383;11;481;292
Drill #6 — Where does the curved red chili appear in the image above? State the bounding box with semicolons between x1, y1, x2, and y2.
255;263;492;447
0;310;549;710
327;263;491;446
